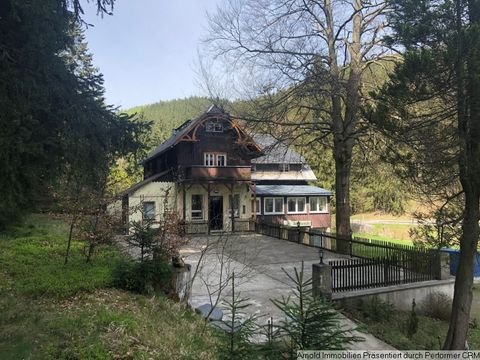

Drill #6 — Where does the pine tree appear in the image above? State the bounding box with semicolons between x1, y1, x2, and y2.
371;0;480;349
272;263;361;357
0;1;148;229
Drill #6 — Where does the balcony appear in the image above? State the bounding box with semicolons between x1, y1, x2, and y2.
185;166;251;182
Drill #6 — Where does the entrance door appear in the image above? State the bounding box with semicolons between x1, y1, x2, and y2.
209;196;223;231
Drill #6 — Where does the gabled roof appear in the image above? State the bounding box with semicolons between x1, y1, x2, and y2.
143;105;260;163
251;134;305;164
255;185;332;196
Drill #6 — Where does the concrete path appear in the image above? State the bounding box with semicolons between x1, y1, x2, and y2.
180;233;395;350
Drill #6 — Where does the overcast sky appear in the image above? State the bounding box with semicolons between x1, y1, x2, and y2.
84;0;220;109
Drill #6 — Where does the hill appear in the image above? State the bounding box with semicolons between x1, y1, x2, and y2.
125;97;212;149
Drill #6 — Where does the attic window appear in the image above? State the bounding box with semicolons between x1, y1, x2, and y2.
206;120;224;133
279;163;290;172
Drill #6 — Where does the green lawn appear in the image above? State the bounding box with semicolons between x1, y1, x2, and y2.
354;224;414;245
0;214;218;359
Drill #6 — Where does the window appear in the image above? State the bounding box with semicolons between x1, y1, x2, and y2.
191;194;203;219
204;153;227;167
217;154;226;166
143;202;155;221
279;163;290;172
206;120;224;132
287;197;306;214
204;153;215;166
310;197;328;213
255;198;261;214
229;194;240;217
264;197;284;214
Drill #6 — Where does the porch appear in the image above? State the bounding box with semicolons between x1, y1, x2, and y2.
178;181;254;234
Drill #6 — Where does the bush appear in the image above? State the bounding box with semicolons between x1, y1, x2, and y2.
420;292;452;321
113;258;172;294
406;299;418;338
360;297;395;322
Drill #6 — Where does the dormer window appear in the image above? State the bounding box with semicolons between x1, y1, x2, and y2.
206;119;224;133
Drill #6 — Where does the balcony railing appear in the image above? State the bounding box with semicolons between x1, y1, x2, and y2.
185;166;251;181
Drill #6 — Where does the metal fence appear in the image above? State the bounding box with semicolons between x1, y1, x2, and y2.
254;221;440;292
330;256;439;292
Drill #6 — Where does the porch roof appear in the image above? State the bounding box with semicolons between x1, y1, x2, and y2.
255;185;332;196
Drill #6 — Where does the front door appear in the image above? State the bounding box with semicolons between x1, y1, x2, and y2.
209;196;223;231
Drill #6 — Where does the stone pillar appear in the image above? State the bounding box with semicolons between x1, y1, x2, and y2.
438;252;452;280
312;263;332;300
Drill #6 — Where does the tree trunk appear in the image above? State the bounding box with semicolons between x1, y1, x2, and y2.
64;218;75;265
443;191;479;349
334;139;353;254
86;243;95;263
329;0;362;254
444;0;480;349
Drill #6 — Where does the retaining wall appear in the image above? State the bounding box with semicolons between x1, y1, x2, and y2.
333;279;455;312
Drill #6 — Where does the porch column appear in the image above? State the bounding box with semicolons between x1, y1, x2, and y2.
207;183;211;235
182;183;186;221
230;184;235;233
253;182;257;221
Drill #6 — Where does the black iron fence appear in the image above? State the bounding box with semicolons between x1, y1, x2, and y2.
330;256;439;292
254;221;441;292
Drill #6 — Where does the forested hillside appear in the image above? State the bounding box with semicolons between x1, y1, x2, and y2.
126;97;212;149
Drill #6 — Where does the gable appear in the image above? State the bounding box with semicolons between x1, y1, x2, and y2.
143;105;261;163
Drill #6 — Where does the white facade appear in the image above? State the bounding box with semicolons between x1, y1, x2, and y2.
128;181;176;226
123;180;252;233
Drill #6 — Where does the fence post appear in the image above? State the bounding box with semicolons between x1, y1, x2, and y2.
312;262;332;300
437;251;450;280
297;221;301;244
383;259;390;285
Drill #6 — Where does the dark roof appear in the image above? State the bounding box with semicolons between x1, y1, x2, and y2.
255;185;332;196
251;134;305;164
143;105;228;163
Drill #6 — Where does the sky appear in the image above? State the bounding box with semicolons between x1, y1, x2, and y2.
84;0;220;109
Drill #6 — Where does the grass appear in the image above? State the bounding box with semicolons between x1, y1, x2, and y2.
354;224;414;245
0;215;120;297
343;297;480;350
0;214;218;359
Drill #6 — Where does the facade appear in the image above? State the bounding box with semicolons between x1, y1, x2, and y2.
120;106;331;233
251;135;331;229
121;106;261;234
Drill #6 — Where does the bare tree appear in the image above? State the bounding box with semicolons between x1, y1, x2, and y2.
204;0;393;246
181;231;261;323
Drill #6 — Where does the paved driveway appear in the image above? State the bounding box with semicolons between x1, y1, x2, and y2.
180;233;395;350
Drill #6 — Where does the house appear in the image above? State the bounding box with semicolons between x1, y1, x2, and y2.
119;106;331;233
251;134;331;229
